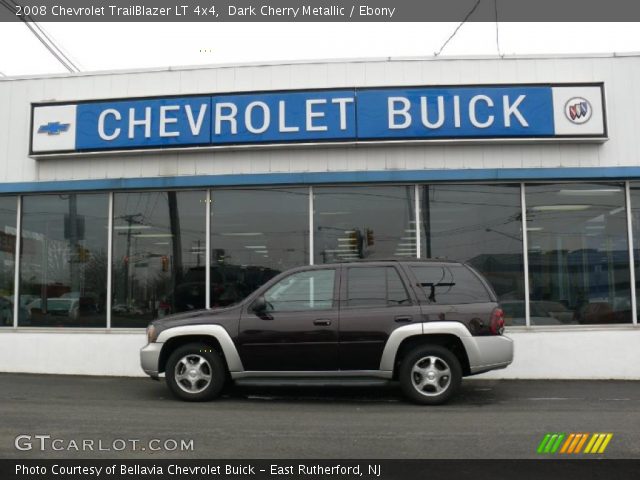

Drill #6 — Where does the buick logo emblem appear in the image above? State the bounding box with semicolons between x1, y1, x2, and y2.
564;97;592;124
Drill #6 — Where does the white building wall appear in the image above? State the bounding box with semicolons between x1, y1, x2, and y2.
1;328;638;379
1;54;640;379
0;54;639;183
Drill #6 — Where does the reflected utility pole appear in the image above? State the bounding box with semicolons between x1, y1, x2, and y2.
117;213;143;307
423;186;432;258
68;194;79;294
168;192;182;312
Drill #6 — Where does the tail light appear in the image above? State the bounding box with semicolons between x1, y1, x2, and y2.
490;307;505;335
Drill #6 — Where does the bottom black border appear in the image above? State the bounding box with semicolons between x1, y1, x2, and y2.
3;459;639;480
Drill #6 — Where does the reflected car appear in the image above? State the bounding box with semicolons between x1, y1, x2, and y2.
534;301;573;323
112;304;145;315
26;298;79;320
573;301;632;324
501;300;566;326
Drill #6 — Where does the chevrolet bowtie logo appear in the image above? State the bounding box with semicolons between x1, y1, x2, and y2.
38;121;70;135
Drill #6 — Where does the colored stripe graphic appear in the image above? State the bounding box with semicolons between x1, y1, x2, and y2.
537;433;565;454
550;434;565;453
539;433;613;454
584;433;613;454
537;434;552;453
559;433;575;454
574;433;589;453
567;433;585;453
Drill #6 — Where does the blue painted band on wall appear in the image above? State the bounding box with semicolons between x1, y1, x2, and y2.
0;167;639;194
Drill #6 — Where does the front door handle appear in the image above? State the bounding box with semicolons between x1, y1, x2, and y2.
395;316;413;323
313;319;332;326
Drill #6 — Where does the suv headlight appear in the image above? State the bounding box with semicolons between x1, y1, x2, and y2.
146;324;158;343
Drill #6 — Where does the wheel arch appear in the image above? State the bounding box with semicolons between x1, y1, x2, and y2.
156;325;244;374
392;334;471;379
159;335;223;373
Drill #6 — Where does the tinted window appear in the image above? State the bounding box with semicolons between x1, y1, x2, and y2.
210;188;308;306
528;183;631;325
112;191;206;327
20;193;108;327
264;269;335;312
346;267;410;307
314;186;417;263
419;184;524;322
0;197;16;327
411;265;490;304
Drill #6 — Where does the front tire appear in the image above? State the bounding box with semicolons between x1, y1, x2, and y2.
165;343;226;401
399;345;462;405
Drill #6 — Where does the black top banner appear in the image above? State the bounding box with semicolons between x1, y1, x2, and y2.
1;0;640;22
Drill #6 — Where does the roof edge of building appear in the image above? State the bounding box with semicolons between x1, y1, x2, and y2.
1;51;640;83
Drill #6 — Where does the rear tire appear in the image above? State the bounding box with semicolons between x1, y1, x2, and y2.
165;343;226;401
399;345;462;405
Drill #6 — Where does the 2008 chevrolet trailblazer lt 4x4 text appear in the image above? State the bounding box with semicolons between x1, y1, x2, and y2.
141;260;513;405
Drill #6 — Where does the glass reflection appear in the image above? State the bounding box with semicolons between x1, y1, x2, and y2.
0;197;17;327
112;191;206;327
419;184;525;325
629;182;640;323
314;186;417;263
526;183;631;325
19;194;108;327
210;188;309;306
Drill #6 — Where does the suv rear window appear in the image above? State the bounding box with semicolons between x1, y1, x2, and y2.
411;265;490;304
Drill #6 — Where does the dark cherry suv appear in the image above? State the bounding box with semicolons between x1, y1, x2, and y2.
141;260;513;405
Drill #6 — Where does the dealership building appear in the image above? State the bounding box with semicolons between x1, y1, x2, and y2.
0;53;639;379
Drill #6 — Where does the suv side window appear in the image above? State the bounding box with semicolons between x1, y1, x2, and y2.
346;267;410;307
264;269;335;312
411;265;490;304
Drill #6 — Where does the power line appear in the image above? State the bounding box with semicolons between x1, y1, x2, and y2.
494;0;502;56
434;0;482;57
30;19;83;71
0;0;81;73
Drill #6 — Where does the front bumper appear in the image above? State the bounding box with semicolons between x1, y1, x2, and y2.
140;342;163;379
461;335;514;375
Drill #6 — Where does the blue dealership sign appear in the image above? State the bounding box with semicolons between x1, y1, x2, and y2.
76;96;212;150
356;87;555;139
30;83;606;156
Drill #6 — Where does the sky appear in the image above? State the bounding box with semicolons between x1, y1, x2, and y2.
0;22;639;76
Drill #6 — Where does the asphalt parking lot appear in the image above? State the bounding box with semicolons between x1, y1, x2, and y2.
0;373;638;459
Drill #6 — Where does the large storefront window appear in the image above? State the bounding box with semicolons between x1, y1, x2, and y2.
526;183;631;325
419;184;525;324
112;191;206;327
210;188;308;306
19;194;108;327
314;185;417;263
627;182;640;323
0;197;17;327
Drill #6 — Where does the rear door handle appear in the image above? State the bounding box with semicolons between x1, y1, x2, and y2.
313;319;332;326
394;316;413;323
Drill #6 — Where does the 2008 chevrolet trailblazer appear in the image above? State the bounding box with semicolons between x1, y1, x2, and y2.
141;260;513;405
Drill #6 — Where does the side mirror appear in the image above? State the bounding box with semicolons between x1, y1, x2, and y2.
251;296;268;314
